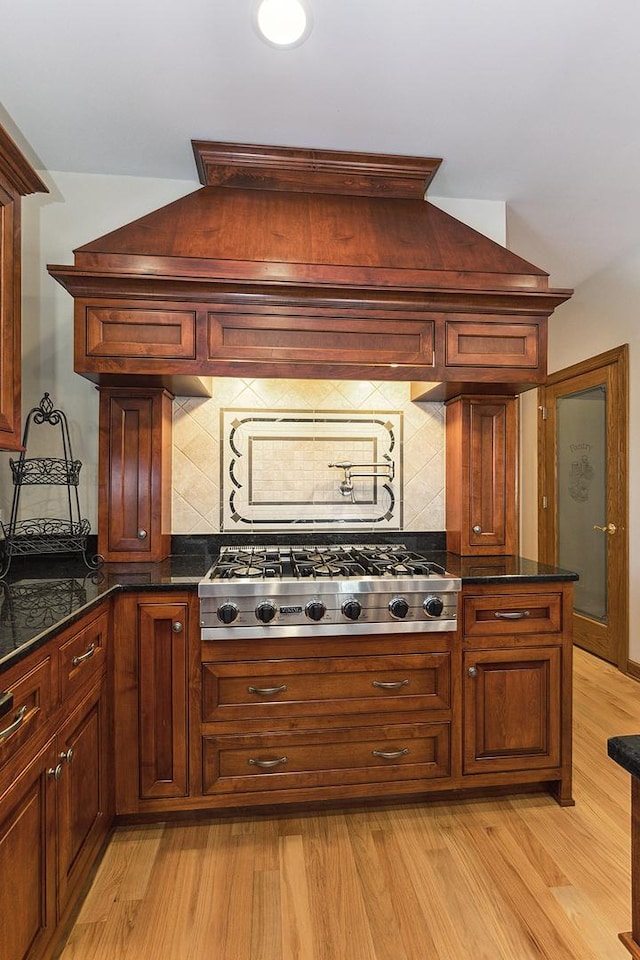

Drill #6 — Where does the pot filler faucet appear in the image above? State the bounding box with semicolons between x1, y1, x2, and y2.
328;461;395;503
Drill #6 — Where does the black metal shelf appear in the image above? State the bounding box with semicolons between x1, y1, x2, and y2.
0;394;102;578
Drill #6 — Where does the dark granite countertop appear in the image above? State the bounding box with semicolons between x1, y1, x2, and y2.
608;736;640;779
0;553;210;673
441;553;579;584
0;545;577;675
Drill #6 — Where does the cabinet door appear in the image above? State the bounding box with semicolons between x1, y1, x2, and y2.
138;600;189;800
463;647;561;774
0;126;48;451
0;182;22;451
446;396;518;556
0;739;57;960
56;680;110;913
98;387;172;562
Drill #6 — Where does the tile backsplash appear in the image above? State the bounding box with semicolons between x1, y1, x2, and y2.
221;409;402;531
173;379;444;534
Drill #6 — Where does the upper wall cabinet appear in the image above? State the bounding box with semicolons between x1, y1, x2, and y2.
0;124;48;449
48;141;572;394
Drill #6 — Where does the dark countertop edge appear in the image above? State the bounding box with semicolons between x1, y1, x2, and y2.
608;736;640;779
457;571;579;584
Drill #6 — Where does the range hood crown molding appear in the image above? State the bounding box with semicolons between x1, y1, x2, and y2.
191;140;443;199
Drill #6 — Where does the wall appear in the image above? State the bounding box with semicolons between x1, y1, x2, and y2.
0;168;506;537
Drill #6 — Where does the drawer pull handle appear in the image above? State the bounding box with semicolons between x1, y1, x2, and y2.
372;748;410;760
248;756;288;769
371;747;409;760
248;684;288;696
60;749;74;764
0;704;27;740
48;763;63;781
72;642;96;667
494;611;531;620
372;679;409;690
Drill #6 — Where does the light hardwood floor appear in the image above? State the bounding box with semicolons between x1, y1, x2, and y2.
60;647;640;960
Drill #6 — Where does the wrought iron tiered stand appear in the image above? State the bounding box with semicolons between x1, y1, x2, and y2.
0;393;102;578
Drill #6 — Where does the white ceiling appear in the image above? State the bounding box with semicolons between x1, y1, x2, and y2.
1;0;639;289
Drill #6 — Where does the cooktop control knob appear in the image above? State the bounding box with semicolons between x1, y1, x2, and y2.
423;596;444;617
217;601;239;625
255;601;277;624
389;597;410;619
341;599;362;621
305;600;326;621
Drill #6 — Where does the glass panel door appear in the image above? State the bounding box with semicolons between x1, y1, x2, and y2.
557;385;607;623
539;345;628;667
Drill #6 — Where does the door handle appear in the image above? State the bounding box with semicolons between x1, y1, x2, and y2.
593;522;617;535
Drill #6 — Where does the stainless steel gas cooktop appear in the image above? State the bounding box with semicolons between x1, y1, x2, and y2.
198;544;461;639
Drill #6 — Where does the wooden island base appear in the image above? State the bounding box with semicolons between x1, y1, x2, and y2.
607;742;640;958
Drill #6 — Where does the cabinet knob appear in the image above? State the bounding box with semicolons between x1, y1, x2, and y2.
172;621;183;633
472;525;482;534
137;529;148;540
468;666;478;678
48;763;63;780
59;749;74;764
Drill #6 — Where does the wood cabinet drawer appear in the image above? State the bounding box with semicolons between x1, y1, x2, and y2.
202;652;451;721
202;722;450;794
208;310;435;368
59;611;108;702
463;593;563;638
445;317;540;370
85;304;197;359
0;656;52;770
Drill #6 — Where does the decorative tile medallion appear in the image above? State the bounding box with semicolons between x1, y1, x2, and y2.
221;409;403;531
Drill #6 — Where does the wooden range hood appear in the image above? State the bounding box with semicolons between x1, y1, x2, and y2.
48;141;572;399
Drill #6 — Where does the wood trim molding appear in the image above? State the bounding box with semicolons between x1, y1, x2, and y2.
191;140;442;197
0;125;48;197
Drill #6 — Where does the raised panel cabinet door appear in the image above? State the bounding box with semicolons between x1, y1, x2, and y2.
56;681;110;914
463;646;561;775
0;126;48;452
98;388;172;561
0;739;57;960
0;184;21;450
446;396;518;556
138;601;189;799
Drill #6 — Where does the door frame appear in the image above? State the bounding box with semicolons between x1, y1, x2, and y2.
538;344;629;671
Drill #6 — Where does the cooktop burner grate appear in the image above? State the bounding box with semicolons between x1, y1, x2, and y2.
205;544;448;582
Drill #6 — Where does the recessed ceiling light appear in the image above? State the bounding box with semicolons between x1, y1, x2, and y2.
253;0;313;48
